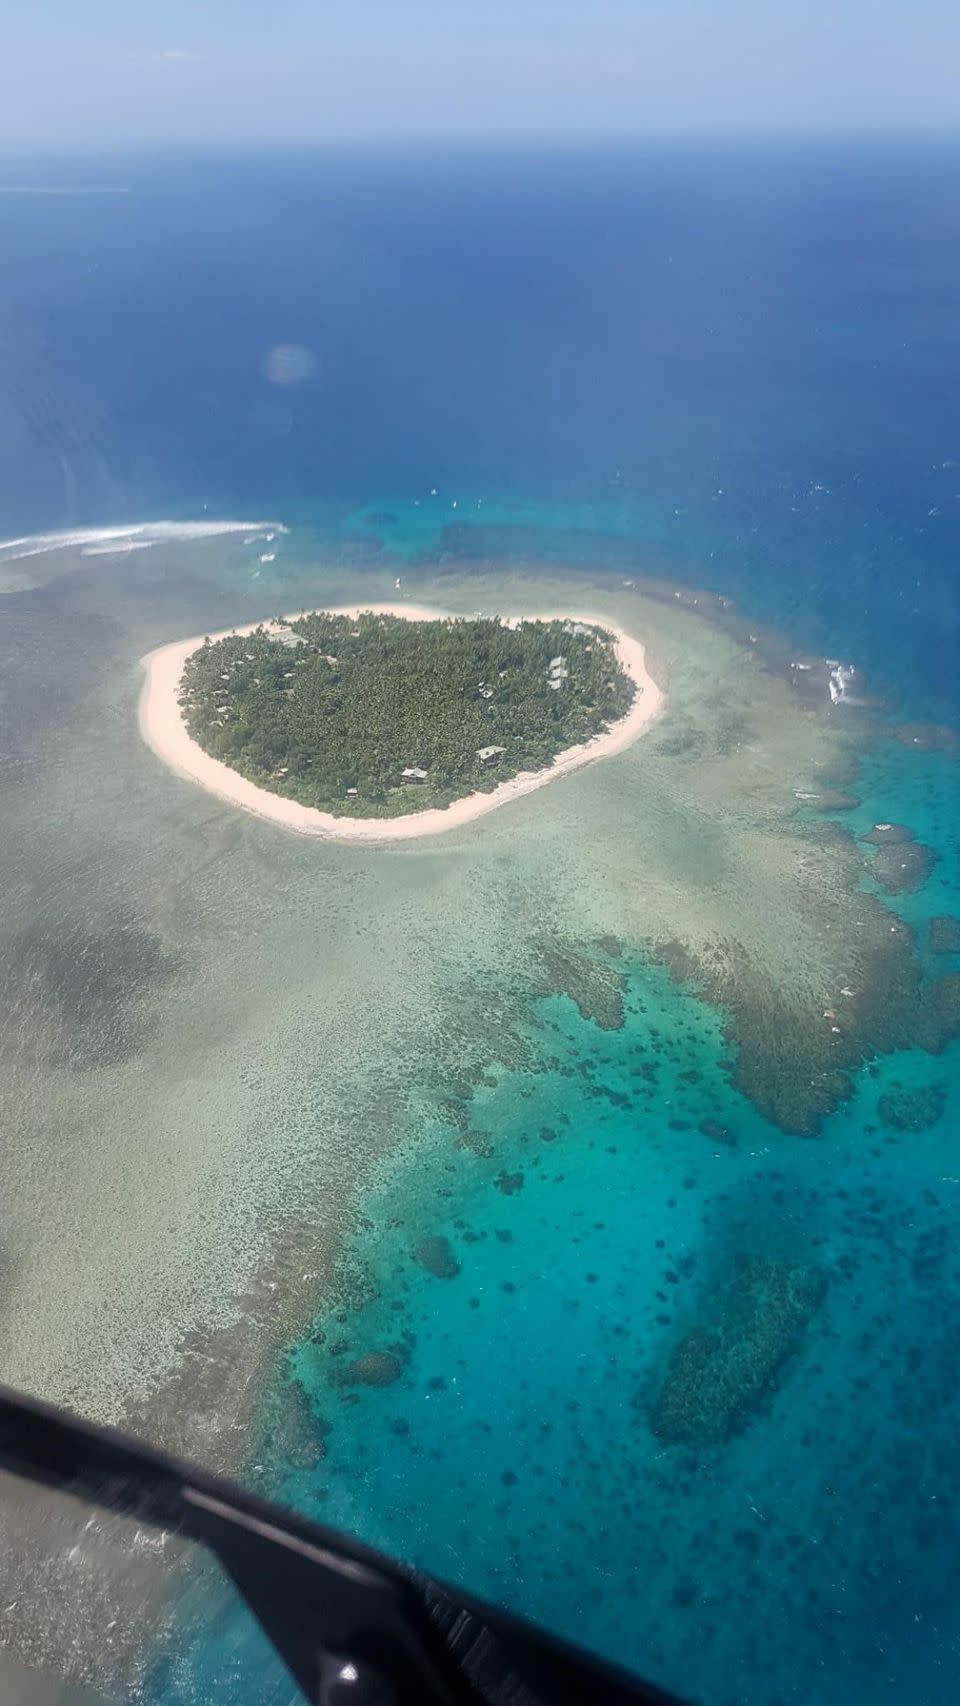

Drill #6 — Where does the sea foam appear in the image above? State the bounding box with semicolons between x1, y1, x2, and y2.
81;541;158;557
0;520;289;564
827;660;857;704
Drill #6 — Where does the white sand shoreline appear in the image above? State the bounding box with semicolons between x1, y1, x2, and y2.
138;604;664;843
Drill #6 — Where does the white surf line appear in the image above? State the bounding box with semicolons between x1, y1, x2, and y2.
139;605;665;845
0;186;131;196
0;520;289;564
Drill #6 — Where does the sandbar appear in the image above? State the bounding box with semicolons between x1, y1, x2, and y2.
138;604;664;842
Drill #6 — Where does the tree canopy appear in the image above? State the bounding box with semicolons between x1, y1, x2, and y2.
178;612;633;818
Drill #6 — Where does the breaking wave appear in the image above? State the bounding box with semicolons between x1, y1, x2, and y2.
0;520;289;564
827;660;857;704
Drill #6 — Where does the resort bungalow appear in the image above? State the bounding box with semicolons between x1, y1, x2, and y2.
401;766;429;781
477;745;506;766
547;653;569;690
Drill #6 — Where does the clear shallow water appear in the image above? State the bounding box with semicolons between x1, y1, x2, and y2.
149;571;959;1706
0;141;957;1705
157;882;960;1706
272;984;960;1706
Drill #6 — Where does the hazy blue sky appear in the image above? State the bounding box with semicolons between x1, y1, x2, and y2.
2;1;957;147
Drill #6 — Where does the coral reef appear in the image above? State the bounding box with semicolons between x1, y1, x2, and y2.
593;933;624;959
650;1253;826;1445
531;935;626;1030
411;1234;461;1279
877;1082;947;1133
860;822;915;847
865;841;936;894
652;820;956;1135
653;719;706;760
266;1378;331;1469
929;916;960;954
922;975;960;1048
333;1349;404;1387
0;918;178;1068
816;752;861;786
698;1119;737;1148
809;791;860;812
495;1170;524;1195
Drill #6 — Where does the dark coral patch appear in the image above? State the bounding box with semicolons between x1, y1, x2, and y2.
808;791;860;812
650;1254;826;1445
929;916;960;954
866;841;936;894
333;1350;404;1388
411;1235;461;1279
860;822;915;847
877;1083;947;1133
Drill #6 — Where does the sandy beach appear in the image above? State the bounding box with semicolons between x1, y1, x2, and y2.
138;603;664;842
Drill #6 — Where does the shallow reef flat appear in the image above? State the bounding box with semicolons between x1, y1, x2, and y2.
0;542;957;1704
452;576;956;1139
0;552;951;1446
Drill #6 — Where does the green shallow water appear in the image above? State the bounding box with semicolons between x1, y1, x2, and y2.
0;523;957;1706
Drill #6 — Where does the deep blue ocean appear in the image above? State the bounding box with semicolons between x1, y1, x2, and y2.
2;140;959;715
2;141;959;1705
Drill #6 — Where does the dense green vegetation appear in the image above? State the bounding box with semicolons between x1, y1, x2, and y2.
179;611;634;817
